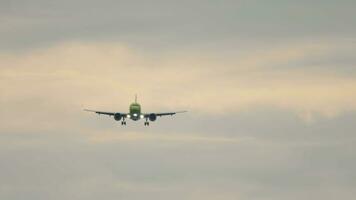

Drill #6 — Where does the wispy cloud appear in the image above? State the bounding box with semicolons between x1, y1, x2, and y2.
1;40;355;130
88;131;253;144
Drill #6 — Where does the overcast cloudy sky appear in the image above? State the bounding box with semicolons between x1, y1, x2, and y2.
1;0;356;199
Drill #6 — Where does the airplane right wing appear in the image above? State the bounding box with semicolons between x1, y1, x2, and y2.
84;109;115;116
84;109;128;117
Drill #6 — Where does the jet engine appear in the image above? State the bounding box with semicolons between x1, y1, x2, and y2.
149;113;157;121
114;113;122;121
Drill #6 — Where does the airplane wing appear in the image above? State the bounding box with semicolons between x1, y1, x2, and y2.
144;111;187;117
84;109;127;116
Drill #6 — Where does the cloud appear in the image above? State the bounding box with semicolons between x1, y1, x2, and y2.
1;2;356;200
1;39;356;132
87;131;253;144
1;0;356;52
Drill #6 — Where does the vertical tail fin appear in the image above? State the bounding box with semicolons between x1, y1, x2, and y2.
135;94;137;103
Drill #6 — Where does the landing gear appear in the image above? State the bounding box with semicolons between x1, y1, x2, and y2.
144;118;150;126
121;121;126;125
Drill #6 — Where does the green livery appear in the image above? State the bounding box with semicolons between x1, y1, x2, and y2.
129;95;142;121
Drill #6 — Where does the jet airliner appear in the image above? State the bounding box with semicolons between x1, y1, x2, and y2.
84;95;187;126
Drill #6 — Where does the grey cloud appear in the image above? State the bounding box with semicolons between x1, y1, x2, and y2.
1;0;356;51
1;109;356;200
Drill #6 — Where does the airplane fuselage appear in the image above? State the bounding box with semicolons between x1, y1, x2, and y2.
129;102;142;121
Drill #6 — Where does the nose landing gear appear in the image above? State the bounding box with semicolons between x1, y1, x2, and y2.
121;121;126;125
144;118;150;126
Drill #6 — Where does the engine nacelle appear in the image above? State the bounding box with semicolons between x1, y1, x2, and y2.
114;113;122;121
149;113;157;121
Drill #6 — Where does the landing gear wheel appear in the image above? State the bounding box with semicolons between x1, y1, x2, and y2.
121;121;126;125
144;122;150;126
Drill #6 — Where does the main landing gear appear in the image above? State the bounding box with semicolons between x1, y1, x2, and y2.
121;121;126;125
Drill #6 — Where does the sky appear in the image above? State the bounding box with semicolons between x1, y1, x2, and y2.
1;0;356;199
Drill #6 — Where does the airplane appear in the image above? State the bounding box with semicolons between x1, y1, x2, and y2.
84;95;187;126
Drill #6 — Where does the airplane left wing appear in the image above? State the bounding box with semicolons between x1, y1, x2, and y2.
144;111;187;117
